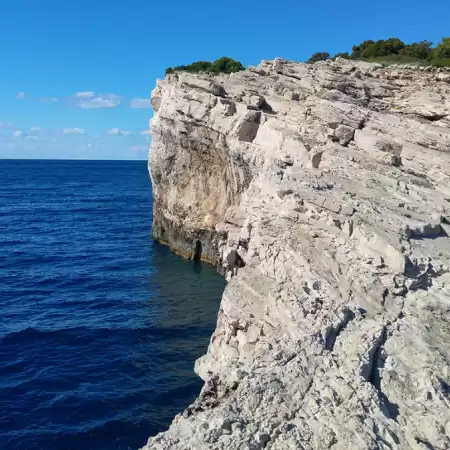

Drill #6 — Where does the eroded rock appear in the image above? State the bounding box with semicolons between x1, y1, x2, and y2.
144;58;450;450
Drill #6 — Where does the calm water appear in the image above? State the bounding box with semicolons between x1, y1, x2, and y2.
0;160;225;450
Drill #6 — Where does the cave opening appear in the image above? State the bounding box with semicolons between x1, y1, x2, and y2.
193;240;202;261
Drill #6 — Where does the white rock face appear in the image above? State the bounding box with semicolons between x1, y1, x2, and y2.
144;59;450;450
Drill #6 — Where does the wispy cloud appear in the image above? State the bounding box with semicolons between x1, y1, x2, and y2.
129;98;151;109
140;130;151;136
13;90;153;110
63;128;85;135
1;125;149;160
15;92;58;103
75;91;96;98
108;128;133;136
74;93;122;109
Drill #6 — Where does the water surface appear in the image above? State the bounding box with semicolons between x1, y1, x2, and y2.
0;159;225;450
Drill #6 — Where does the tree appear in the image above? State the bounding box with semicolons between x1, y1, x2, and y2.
350;38;406;59
399;40;433;59
351;40;374;59
430;37;450;59
306;52;330;64
429;38;450;67
209;57;245;74
360;38;405;58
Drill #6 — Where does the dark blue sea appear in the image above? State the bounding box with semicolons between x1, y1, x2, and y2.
0;160;225;450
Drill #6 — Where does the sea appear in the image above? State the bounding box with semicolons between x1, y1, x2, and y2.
0;159;225;450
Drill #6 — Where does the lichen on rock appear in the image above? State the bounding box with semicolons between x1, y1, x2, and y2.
144;58;450;450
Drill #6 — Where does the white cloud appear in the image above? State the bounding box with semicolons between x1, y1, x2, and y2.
76;94;121;109
108;128;132;136
0;125;150;160
13;90;150;110
129;98;152;109
140;130;151;136
76;91;96;98
63;128;85;135
29;127;41;132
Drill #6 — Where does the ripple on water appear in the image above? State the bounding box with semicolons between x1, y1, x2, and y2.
0;160;225;450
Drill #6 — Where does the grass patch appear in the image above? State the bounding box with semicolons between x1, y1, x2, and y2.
364;55;431;67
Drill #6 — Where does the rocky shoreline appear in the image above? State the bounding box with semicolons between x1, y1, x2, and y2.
144;58;450;449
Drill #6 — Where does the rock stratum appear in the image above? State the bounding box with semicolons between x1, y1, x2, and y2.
144;58;450;450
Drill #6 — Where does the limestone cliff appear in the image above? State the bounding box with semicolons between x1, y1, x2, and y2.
145;59;450;449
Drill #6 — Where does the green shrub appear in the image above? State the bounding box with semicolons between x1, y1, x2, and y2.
332;52;351;60
399;41;433;59
209;57;245;74
430;37;450;60
430;58;450;67
313;37;450;68
165;57;244;75
364;54;431;66
351;40;375;59
358;38;405;58
306;52;330;64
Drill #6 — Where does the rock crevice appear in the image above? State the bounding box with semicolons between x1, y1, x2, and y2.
144;58;450;450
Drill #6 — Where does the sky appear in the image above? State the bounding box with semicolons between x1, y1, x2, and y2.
1;0;449;160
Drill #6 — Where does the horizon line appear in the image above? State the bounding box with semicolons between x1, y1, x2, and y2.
0;157;148;162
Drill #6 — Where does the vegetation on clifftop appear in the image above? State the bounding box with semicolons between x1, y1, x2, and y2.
307;37;450;67
166;57;245;75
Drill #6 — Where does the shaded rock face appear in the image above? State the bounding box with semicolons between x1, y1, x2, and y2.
145;59;450;450
149;79;253;265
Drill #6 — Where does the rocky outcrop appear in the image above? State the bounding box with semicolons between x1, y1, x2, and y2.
144;58;450;449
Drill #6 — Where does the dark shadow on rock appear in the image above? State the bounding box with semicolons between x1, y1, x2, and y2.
194;240;203;261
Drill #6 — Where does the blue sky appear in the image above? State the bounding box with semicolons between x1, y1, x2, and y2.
1;0;449;160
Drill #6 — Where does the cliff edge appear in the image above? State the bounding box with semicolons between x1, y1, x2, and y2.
145;58;450;449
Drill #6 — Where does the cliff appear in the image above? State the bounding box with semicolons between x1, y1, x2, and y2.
144;58;450;449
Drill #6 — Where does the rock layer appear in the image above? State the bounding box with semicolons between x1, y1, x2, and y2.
145;58;450;449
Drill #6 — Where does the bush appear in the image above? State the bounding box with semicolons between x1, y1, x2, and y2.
363;54;430;66
358;38;405;58
351;40;375;59
430;37;450;60
430;58;450;67
165;57;245;75
306;52;330;64
399;40;433;59
209;57;245;74
332;52;351;60
306;37;450;68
